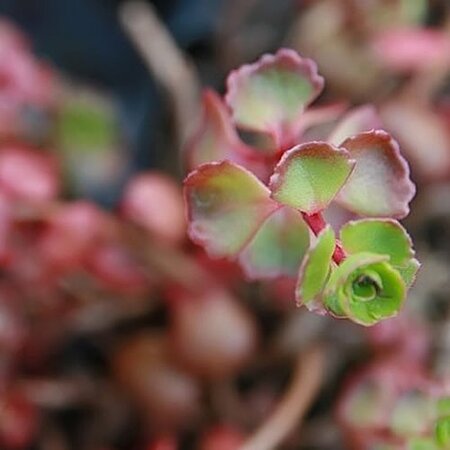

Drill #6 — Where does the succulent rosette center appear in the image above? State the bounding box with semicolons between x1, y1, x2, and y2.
296;220;419;326
324;253;406;326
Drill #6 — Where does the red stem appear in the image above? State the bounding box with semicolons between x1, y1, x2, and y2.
301;212;346;265
301;212;326;235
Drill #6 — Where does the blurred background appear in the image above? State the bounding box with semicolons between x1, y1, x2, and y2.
0;0;448;449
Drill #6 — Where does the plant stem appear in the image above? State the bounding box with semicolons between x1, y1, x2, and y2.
301;212;346;264
241;344;325;450
301;212;327;235
119;0;200;145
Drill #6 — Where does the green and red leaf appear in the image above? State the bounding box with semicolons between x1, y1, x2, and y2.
270;141;355;214
336;130;415;218
184;89;269;180
184;161;278;258
225;48;324;150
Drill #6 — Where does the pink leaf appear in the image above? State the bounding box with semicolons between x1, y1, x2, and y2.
184;90;269;180
336;130;415;218
372;28;450;72
121;172;185;245
0;145;59;203
38;201;109;271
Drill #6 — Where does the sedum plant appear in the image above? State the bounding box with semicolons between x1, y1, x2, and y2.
184;48;418;326
337;359;450;449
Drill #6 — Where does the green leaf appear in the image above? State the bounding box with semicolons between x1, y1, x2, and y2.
340;219;414;266
225;48;324;148
408;438;439;450
336;130;416;218
323;252;406;326
435;417;450;448
58;97;117;152
437;397;450;417
184;161;278;257
270;142;355;214
239;207;310;279
296;225;335;310
397;258;420;287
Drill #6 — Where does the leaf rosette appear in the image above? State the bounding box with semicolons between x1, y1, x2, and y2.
183;49;418;327
297;219;418;326
323;253;406;326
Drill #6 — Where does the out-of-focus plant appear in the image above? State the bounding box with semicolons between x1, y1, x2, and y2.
184;49;418;326
287;0;450;182
0;20;55;143
337;359;450;449
0;19;263;449
0;6;445;450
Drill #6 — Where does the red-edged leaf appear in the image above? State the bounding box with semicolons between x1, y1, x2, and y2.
336;130;415;218
328;105;382;146
239;206;310;279
225;48;324;150
269;141;355;214
184;89;270;180
184;161;278;258
185;89;236;169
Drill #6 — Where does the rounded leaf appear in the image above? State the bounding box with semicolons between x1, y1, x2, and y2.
435;417;450;448
225;48;324;148
324;252;406;326
296;225;335;309
239;206;310;280
340;219;414;266
395;258;420;287
270;142;355;214
185;90;242;169
336;130;415;218
184;161;278;258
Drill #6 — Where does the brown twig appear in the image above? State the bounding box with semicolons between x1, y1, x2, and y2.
119;0;200;146
241;344;325;450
